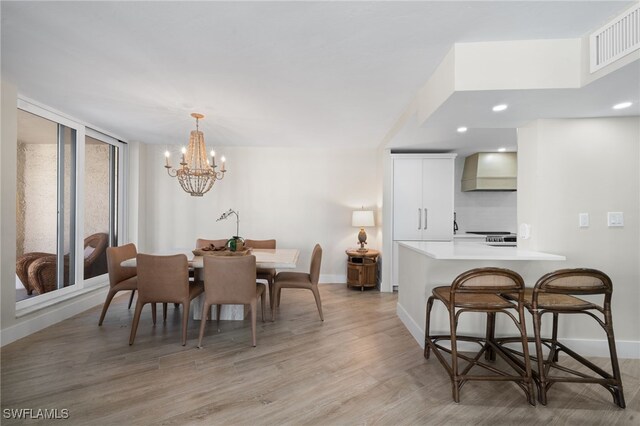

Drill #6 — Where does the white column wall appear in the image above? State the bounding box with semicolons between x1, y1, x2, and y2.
1;81;19;330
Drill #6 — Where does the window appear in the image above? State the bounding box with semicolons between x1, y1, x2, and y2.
15;100;126;307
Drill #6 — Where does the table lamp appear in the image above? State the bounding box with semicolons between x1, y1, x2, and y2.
352;210;375;252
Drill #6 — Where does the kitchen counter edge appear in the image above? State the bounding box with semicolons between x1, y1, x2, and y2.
397;241;566;261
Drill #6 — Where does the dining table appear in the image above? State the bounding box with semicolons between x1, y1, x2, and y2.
121;248;300;320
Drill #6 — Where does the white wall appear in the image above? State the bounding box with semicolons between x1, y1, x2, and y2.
142;145;380;282
518;117;640;343
453;156;517;233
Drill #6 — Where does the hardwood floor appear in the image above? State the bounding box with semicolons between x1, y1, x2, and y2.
2;285;638;425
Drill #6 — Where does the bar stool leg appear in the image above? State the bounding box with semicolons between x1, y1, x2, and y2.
532;309;548;405
517;304;536;406
604;309;626;408
424;296;435;359
450;308;460;403
551;312;560;362
485;312;496;362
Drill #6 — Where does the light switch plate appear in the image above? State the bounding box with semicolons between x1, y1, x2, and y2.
607;212;624;227
579;213;589;228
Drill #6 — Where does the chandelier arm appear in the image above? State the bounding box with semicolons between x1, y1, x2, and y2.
165;166;178;178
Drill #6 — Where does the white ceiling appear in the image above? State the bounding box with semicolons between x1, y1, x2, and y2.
2;1;637;151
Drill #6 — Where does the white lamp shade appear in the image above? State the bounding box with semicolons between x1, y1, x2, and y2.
352;210;374;227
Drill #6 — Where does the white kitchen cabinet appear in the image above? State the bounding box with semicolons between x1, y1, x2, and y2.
392;154;456;241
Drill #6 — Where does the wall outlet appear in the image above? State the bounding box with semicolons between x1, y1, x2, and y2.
579;213;589;228
607;212;624;227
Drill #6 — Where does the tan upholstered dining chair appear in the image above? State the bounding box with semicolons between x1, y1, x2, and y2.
99;243;138;325
271;244;323;321
193;239;228;284
129;253;204;346
244;239;277;302
196;238;228;249
198;255;267;348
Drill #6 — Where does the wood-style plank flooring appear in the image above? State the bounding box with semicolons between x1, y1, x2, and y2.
2;286;638;425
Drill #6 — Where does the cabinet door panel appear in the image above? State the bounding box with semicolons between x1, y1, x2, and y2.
422;158;454;240
393;158;422;240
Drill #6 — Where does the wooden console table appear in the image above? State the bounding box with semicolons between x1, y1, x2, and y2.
346;249;379;291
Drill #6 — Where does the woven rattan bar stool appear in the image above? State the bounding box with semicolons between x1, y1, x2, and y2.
501;268;625;408
424;267;535;405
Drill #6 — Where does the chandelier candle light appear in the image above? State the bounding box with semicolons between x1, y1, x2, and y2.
164;113;227;196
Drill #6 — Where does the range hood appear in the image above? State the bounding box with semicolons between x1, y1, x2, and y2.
461;152;517;191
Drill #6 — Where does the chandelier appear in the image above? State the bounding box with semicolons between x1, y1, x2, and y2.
164;113;227;196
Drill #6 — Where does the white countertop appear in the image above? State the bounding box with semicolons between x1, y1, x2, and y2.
397;241;565;261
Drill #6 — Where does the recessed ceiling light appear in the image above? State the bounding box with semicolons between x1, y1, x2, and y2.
492;104;508;112
497;147;507;152
613;101;632;110
457;127;468;133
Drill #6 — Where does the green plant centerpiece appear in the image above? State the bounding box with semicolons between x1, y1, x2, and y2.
217;209;244;251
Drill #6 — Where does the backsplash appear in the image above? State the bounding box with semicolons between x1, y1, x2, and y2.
454;157;517;233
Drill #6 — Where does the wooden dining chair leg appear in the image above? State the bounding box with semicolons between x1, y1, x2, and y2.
151;303;157;325
129;301;144;345
127;289;136;309
260;292;266;322
181;301;190;346
311;286;324;321
266;279;273;308
250;299;258;347
216;304;222;332
197;301;211;348
98;288;118;326
271;287;281;321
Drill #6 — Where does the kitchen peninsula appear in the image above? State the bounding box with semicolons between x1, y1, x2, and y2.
396;241;566;347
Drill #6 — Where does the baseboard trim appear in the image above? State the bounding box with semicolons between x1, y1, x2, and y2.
319;274;346;284
396;301;640;359
396;301;424;347
1;287;109;347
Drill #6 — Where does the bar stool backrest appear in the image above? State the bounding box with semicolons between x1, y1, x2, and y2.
451;267;525;304
532;268;612;309
535;268;611;294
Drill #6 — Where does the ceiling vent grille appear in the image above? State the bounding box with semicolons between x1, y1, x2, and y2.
590;3;640;73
